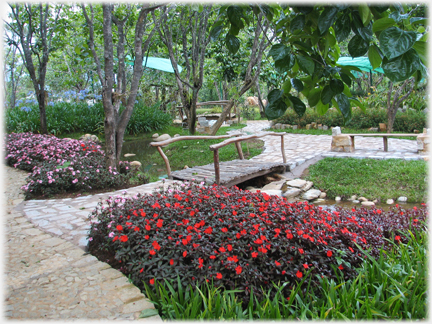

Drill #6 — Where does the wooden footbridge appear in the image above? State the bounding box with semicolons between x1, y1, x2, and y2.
150;132;287;187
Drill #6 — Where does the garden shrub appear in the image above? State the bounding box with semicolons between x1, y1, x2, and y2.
87;181;427;303
5;100;172;136
4;132;145;199
275;108;427;132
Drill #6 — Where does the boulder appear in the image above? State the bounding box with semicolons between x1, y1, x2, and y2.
292;125;298;130
285;179;307;188
172;119;182;125
335;196;341;202
301;181;313;192
361;201;375;207
301;189;321;201
130;161;142;168
386;199;394;205
283;188;302;198
331;135;353;152
262;180;285;191
261;189;283;197
322;125;328;131
368;127;378;132
397;196;408;202
152;133;159;138
319;192;327;199
79;133;100;143
124;153;136;157
358;197;368;202
154;134;171;142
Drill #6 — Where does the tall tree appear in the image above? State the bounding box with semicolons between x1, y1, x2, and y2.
5;3;64;133
158;5;215;135
81;3;162;168
210;7;275;135
3;33;25;109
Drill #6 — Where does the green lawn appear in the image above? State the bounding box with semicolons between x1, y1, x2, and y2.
305;157;427;203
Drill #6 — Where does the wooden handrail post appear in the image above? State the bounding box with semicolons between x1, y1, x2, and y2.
157;147;171;177
280;135;286;163
213;149;220;185
235;142;244;160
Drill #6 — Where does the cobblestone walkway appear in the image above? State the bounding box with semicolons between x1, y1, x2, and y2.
5;121;427;319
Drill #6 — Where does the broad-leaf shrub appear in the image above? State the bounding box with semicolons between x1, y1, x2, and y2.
5;132;143;199
88;181;427;302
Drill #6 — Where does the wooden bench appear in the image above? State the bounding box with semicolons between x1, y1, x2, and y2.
344;133;421;152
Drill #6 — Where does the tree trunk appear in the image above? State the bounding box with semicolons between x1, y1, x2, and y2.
386;78;415;133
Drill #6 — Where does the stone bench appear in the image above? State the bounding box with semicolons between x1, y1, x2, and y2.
331;127;429;153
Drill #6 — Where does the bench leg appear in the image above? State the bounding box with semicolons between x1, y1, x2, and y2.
383;137;388;152
350;136;355;150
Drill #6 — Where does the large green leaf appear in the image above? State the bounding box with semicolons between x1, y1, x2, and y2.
330;79;344;94
290;14;305;32
316;100;329;115
227;5;244;29
307;88;321;107
288;96;306;117
410;17;427;25
349;98;366;113
268;44;289;61
291;78;304;92
321;85;334;105
281;79;292;94
339;72;352;87
335;93;351;122
265;89;288;120
382;49;421;82
225;34;240;54
334;11;350;40
210;24;224;41
318;7;339;35
275;55;293;74
358;5;372;26
348;35;369;58
379;27;417;60
368;44;382;70
296;55;315;75
352;12;373;42
412;41;427;65
372;17;396;33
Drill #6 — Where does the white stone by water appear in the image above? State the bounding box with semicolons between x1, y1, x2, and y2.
301;189;321;200
361;201;375;206
335;196;341;202
397;196;408;202
386;199;394;204
286;179;307;188
283;188;302;198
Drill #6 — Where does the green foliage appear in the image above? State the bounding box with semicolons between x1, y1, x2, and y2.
274;107;427;132
5;101;172;136
305;157;427;202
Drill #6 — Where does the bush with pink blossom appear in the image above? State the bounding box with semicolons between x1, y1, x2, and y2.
5;132;145;199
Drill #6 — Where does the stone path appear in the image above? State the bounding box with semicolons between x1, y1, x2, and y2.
5;120;426;320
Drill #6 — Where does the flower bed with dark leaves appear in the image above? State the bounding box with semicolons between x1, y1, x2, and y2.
88;181;427;302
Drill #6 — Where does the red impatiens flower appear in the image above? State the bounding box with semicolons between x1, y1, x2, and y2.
193;243;199;248
286;233;293;239
152;241;161;251
150;278;155;285
338;265;344;270
190;211;195;216
275;261;281;266
349;247;354;253
210;255;216;259
120;235;128;242
116;225;123;231
134;227;140;232
149;249;156;255
232;210;237;216
204;227;213;234
170;259;174;265
156;219;163;228
112;236;118;242
140;268;144;273
327;250;333;257
235;265;242;274
303;264;309;269
144;235;149;240
227;244;233;252
216;273;222;279
252;252;258;258
183;251;187;257
296;270;303;278
395;235;401;241
299;248;304;254
282;270;286;275
221;227;228;233
145;225;151;231
219;247;226;253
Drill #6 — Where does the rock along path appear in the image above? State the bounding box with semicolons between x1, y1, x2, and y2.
5;120;426;320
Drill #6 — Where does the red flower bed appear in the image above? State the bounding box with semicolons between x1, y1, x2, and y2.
88;181;427;301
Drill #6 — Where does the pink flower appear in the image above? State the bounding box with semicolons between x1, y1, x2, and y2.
72;179;78;184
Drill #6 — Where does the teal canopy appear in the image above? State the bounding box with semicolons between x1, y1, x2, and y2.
122;55;183;73
142;57;183;73
336;57;384;75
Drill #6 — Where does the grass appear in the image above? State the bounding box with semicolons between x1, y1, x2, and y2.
141;229;427;320
305;157;427;202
